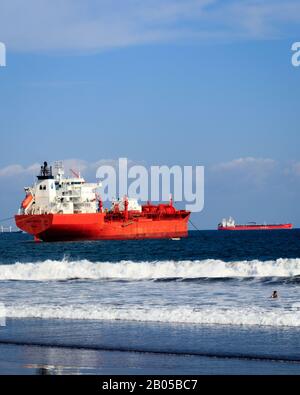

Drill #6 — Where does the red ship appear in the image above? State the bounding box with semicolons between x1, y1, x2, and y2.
218;217;292;231
15;162;190;242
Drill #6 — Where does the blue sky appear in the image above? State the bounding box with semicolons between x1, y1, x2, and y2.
0;0;300;228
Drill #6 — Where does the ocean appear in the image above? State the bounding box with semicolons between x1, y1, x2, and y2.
0;230;300;375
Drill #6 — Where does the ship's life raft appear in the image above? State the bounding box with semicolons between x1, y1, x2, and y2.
21;194;33;209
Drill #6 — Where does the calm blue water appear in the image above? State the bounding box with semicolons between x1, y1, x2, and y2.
0;230;300;374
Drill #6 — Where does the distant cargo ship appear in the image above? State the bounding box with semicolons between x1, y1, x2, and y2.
15;162;190;242
0;226;22;233
218;217;293;230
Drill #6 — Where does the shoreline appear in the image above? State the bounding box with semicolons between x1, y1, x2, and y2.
1;342;300;375
0;317;300;375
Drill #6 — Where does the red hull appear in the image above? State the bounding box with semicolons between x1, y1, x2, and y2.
15;212;190;242
218;224;292;231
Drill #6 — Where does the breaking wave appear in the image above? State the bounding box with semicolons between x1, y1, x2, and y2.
5;304;300;327
0;258;300;281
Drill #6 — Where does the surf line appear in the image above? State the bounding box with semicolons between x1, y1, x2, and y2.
0;339;299;364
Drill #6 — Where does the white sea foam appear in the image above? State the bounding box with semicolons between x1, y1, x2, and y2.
6;304;300;327
0;258;300;281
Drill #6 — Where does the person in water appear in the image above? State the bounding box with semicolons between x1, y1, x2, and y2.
271;290;278;299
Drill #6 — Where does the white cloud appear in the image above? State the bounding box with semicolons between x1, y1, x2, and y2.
0;158;134;179
0;160;89;178
212;157;276;172
0;157;279;179
286;162;300;177
0;0;213;52
0;163;40;177
221;0;300;39
211;157;277;186
0;0;299;53
57;159;88;175
292;162;300;176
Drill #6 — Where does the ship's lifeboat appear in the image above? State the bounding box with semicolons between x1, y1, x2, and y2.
21;193;33;209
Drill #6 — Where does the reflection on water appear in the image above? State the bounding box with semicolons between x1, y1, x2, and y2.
25;364;84;375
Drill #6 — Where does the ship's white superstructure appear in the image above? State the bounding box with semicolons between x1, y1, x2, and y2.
220;217;236;228
20;162;101;215
20;161;143;216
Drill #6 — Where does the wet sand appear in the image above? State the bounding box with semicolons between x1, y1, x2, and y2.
1;318;300;375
